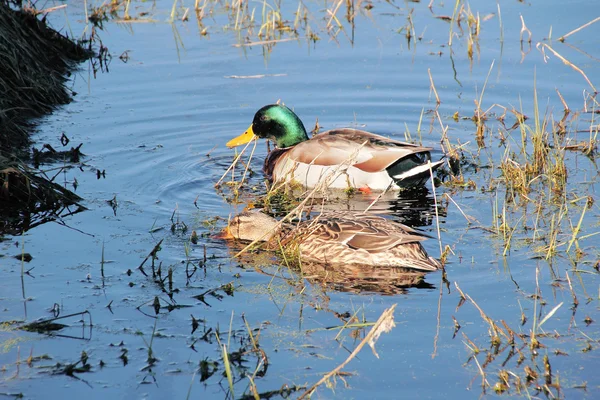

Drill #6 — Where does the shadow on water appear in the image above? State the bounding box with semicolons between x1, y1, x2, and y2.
0;154;87;237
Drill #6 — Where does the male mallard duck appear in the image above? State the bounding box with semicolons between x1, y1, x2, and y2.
219;210;441;271
226;104;445;191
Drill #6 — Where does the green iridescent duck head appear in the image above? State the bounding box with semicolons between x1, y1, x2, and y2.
227;104;310;149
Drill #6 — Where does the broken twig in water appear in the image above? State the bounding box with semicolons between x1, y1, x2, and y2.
298;305;397;399
138;239;164;276
537;43;597;93
558;16;600;42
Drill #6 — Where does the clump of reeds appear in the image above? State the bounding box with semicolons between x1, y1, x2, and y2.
498;154;530;201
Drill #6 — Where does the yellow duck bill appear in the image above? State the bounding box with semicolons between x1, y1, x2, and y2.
226;125;257;148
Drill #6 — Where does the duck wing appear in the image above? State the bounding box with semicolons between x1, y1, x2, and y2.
312;212;427;253
286;129;434;173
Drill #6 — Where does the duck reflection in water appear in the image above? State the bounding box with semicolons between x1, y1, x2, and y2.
266;185;446;231
300;263;435;295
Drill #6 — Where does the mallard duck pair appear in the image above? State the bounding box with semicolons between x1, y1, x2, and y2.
220;104;443;271
219;210;441;271
226;104;445;191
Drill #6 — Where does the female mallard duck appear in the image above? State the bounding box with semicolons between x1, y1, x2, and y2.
226;104;445;191
219;210;441;271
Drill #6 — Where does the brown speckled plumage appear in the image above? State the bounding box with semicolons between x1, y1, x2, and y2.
226;210;441;272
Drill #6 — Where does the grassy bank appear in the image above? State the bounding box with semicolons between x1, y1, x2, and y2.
0;0;92;237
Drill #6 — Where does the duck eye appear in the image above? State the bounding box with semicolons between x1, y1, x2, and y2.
260;115;268;122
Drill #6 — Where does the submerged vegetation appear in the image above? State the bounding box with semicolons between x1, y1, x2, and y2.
1;0;599;398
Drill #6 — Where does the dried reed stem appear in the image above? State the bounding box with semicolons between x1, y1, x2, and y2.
519;14;531;43
564;271;579;308
429;161;443;257
558;16;600;42
298;305;397;399
443;193;476;224
326;0;345;27
428;68;441;105
215;138;256;187
537;43;597;93
555;88;570;113
454;282;509;341
448;0;460;46
239;138;258;185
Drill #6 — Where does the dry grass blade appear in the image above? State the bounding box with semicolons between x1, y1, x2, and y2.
558;16;600;42
443;193;477;224
28;4;67;14
242;314;259;351
428;68;441;105
555;88;570;113
368;306;397;358
240;138;258;185
503;214;524;256
247;375;260;400
222;344;235;398
454;282;509;342
429;161;443;257
497;3;503;43
473;354;490;389
566;198;589;253
298;304;397;399
537;302;563;330
477;60;495;116
565;272;579;308
326;0;345;28
537;43;597;93
215;137;256;187
447;0;461;46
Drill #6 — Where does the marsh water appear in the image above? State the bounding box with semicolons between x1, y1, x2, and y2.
1;0;599;398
